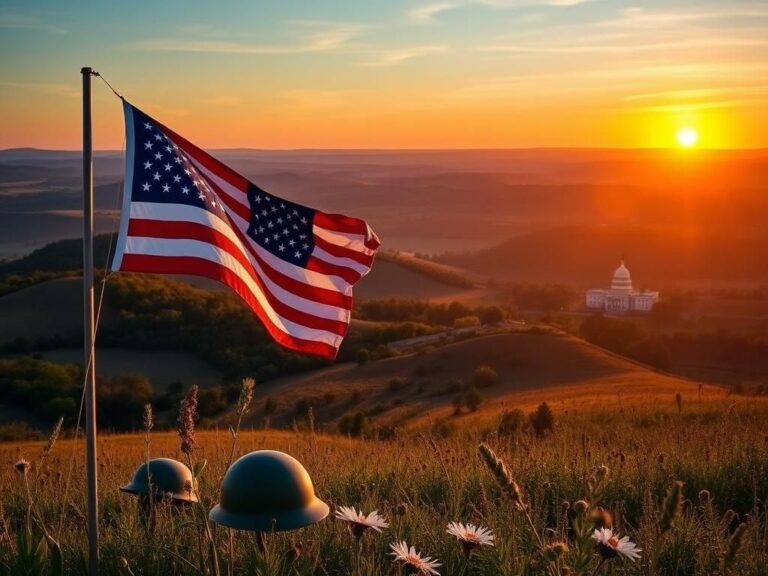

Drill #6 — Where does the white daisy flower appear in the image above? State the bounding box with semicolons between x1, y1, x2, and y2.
593;527;642;561
389;540;441;575
446;521;495;556
335;505;389;538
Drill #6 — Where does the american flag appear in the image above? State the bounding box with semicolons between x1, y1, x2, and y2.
111;102;380;359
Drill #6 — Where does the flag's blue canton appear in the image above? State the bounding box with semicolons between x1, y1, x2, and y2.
130;107;219;215
245;185;315;268
129;107;315;267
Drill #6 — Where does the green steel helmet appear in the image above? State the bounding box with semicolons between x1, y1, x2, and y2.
120;458;198;503
209;450;328;532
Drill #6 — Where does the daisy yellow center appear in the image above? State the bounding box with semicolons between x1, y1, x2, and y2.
406;554;426;567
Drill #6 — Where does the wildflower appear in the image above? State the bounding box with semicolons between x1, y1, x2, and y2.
543;541;569;562
390;540;441;575
335;506;388;538
177;385;199;456
593;527;641;562
14;459;31;476
446;521;494;557
573;499;589;515
590;506;613;529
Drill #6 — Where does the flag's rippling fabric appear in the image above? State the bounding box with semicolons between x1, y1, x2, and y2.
112;102;380;359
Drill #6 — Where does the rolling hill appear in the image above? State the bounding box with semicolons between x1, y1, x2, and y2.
439;224;768;288
229;330;724;431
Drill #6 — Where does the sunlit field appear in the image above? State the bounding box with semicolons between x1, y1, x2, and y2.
3;398;768;575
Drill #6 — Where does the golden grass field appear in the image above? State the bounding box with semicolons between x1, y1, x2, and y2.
3;395;768;575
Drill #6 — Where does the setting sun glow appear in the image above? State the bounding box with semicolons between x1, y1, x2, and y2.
677;128;699;148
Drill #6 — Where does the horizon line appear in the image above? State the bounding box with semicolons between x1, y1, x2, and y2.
2;146;768;154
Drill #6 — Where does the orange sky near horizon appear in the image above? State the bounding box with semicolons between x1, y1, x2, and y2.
1;1;767;150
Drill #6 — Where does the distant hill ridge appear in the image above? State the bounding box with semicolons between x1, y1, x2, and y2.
0;235;114;274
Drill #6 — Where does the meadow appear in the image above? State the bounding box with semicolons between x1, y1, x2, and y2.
2;395;767;575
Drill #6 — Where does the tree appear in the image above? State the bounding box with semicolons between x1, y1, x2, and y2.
478;305;506;325
357;348;370;366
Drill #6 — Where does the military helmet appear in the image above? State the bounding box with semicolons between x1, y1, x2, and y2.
209;450;328;532
120;457;198;503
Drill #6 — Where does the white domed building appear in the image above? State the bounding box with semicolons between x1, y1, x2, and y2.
585;260;659;314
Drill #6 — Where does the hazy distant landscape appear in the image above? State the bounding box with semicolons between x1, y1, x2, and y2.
3;147;766;288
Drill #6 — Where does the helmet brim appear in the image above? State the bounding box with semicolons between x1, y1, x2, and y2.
119;483;198;503
209;497;329;532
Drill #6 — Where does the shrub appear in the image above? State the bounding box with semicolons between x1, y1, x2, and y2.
529;402;555;437
0;421;43;442
357;348;370;366
465;386;483;412
453;315;481;329
473;365;498;388
498;408;526;437
338;411;372;437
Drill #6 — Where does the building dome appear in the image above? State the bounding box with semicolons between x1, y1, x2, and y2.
611;260;633;292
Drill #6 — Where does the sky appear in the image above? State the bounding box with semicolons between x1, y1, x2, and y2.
0;0;767;149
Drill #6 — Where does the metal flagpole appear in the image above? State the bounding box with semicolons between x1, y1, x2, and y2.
81;65;99;576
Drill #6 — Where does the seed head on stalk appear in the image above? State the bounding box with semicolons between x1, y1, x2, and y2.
177;385;198;457
478;443;524;509
660;481;684;534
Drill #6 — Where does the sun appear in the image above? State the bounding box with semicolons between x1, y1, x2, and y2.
676;127;698;148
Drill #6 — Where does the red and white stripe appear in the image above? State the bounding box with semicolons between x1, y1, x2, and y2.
113;103;380;359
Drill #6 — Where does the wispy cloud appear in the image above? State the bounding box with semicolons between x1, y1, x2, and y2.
0;11;65;34
598;6;768;30
128;21;367;54
409;0;597;22
478;0;598;6
410;2;459;22
359;45;447;66
480;36;768;54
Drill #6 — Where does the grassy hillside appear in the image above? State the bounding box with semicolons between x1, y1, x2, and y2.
231;330;723;432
